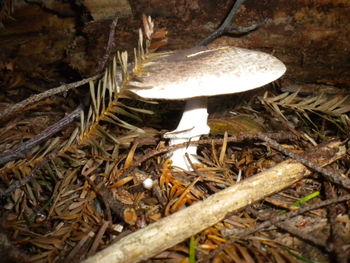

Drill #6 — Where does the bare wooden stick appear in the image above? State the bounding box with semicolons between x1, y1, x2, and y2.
82;140;345;263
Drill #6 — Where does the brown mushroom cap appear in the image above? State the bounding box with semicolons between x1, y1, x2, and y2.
128;46;286;100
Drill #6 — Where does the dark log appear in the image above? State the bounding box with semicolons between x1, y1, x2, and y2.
0;0;348;95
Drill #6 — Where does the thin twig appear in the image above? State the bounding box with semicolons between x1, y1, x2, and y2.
95;17;119;74
123;132;297;176
203;194;350;262
88;220;111;257
197;0;261;46
0;158;49;198
0;104;83;166
257;134;350;190
0;75;100;121
324;182;349;261
274;221;326;248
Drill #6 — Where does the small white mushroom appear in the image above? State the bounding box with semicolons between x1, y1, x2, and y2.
129;46;286;170
142;178;153;190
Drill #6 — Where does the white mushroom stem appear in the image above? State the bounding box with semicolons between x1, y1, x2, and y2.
164;97;210;170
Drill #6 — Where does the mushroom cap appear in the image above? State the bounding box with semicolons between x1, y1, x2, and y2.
128;46;286;100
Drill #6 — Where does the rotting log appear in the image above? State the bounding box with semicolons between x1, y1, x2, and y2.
82;140;345;263
0;1;348;87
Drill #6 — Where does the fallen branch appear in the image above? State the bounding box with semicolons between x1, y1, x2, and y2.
82;140;345;263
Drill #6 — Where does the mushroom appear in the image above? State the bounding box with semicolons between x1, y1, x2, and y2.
128;46;286;170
